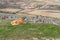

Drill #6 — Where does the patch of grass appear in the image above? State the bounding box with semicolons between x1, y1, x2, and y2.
0;20;60;39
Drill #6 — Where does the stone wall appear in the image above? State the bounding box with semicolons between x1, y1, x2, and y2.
0;13;19;20
0;13;60;25
20;14;60;25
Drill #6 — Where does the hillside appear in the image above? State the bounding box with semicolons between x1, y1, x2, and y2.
0;20;60;40
0;0;60;40
0;0;60;9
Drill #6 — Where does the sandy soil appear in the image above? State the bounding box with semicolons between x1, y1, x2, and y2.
0;8;22;13
0;8;60;18
28;10;60;18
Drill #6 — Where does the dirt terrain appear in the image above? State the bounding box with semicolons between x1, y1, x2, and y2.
0;0;60;18
0;8;60;18
28;10;60;18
